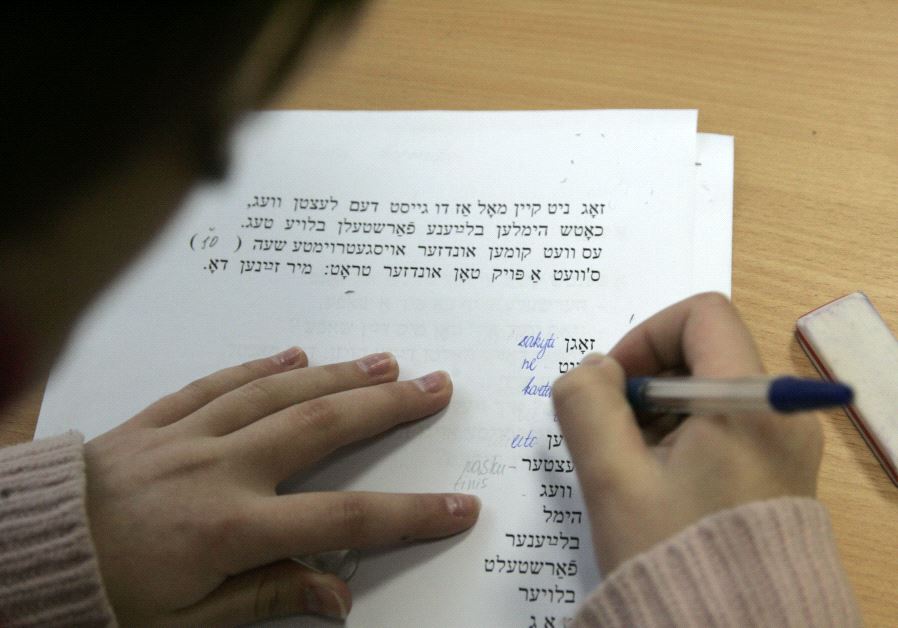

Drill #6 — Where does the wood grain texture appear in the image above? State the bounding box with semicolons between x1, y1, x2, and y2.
3;1;896;624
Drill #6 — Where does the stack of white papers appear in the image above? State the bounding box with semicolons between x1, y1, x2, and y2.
38;110;732;627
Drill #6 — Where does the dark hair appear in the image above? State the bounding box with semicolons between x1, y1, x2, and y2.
1;2;356;233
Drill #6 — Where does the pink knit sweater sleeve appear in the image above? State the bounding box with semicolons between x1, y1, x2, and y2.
573;497;861;627
0;432;115;627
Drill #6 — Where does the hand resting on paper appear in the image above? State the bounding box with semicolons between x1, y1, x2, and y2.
552;292;823;574
83;348;480;625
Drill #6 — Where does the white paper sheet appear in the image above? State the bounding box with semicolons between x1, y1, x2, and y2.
37;110;730;627
693;133;734;294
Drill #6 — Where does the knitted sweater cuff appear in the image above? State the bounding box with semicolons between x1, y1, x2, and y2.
0;432;115;627
573;497;860;627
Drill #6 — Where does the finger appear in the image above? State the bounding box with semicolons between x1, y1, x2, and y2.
553;354;653;493
231;371;452;482
232;492;481;570
611;292;764;378
129;347;308;428
169;561;350;626
640;412;685;446
180;352;399;436
736;409;824;473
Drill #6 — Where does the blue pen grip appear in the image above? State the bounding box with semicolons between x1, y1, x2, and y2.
626;377;651;410
768;376;853;412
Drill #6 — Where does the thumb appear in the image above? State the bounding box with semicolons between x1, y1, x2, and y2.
170;561;350;625
552;353;651;493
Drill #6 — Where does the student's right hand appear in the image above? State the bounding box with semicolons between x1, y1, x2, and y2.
83;348;479;626
552;293;823;574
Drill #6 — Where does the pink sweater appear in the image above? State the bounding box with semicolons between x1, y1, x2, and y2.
571;498;861;627
0;433;861;627
0;433;113;626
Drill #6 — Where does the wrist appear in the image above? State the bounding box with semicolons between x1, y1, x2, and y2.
0;433;116;626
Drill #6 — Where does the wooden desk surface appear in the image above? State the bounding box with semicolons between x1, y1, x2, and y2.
4;1;897;624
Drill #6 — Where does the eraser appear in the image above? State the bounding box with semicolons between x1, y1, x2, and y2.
796;292;898;486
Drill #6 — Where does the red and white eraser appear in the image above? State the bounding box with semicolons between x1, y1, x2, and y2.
796;292;898;486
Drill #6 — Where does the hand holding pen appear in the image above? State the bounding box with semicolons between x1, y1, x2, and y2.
552;293;825;574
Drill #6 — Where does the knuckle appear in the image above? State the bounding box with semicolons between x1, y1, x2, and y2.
235;358;283;389
806;417;824;454
747;415;782;442
430;492;462;523
203;507;252;557
582;460;630;497
242;354;277;373
551;378;582;421
252;568;294;619
399;496;440;540
678;418;728;453
321;361;350;380
236;359;259;375
552;369;583;400
383;382;411;406
209;508;247;542
694;291;732;311
179;377;214;405
554;364;617;407
690;416;725;441
184;443;221;473
142;439;220;482
293;397;338;435
309;362;356;390
783;413;824;459
603;356;626;381
335;494;369;540
238;377;277;404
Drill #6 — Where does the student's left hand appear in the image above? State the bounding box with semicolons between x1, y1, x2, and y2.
84;347;479;625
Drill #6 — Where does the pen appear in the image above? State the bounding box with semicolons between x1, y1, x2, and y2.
626;376;853;415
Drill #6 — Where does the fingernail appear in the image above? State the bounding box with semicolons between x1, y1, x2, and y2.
415;370;449;393
273;346;304;367
304;586;321;614
581;352;605;366
307;586;349;620
357;352;394;377
446;494;480;518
